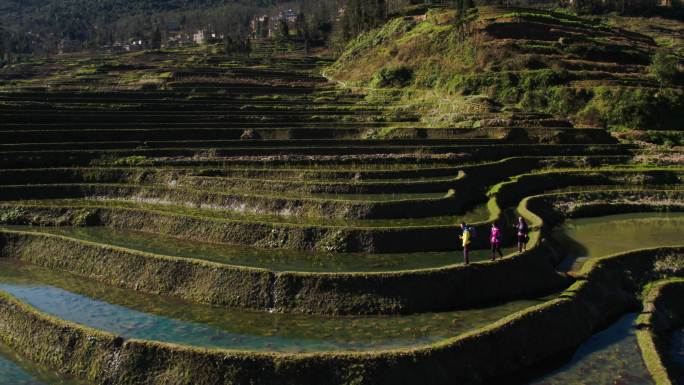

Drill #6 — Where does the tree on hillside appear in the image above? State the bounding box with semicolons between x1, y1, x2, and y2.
224;35;252;57
0;0;346;56
151;26;162;49
296;12;307;39
341;0;388;39
0;34;6;66
451;0;475;14
276;19;290;39
650;50;679;88
244;37;252;57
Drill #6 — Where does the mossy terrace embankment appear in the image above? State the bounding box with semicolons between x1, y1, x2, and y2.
0;229;568;315
0;143;632;169
637;279;684;385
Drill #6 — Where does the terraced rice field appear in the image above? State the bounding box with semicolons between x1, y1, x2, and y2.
0;47;683;385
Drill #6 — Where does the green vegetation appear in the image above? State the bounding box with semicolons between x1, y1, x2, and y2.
328;6;684;133
637;279;684;385
651;49;680;88
370;66;414;88
111;156;149;167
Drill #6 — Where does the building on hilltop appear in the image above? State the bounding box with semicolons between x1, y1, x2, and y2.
193;30;205;45
251;16;271;38
193;29;224;45
164;21;189;47
278;8;298;23
250;9;303;39
57;38;82;54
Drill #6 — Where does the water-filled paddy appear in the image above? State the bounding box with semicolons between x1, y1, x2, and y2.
0;260;548;352
551;212;684;271
2;225;510;272
527;313;654;385
0;341;87;385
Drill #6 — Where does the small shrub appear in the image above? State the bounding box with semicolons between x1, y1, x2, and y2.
112;156;149;167
370;66;414;88
0;207;25;224
518;69;571;90
650;50;679;88
70;209;98;227
654;254;684;277
319;230;347;252
577;104;606;127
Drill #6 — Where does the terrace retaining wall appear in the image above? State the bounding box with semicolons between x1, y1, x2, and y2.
637;280;684;385
0;230;566;315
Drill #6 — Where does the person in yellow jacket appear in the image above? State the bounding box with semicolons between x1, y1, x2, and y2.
459;222;471;265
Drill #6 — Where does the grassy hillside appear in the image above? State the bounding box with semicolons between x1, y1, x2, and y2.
327;6;684;137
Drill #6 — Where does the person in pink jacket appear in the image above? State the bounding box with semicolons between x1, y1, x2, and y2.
490;223;503;261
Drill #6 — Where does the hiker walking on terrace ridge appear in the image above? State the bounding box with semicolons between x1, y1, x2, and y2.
459;222;472;265
490;223;503;261
516;216;529;253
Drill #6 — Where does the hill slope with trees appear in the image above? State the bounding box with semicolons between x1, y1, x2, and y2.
0;0;342;59
327;6;684;142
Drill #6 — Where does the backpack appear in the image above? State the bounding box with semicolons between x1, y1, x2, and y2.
466;226;477;239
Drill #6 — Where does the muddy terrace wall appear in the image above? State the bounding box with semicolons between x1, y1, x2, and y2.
0;205;466;252
491;169;684;211
0;144;631;169
0;158;540;220
0;127;369;141
524;190;684;226
0;160;504;185
0;230;567;315
1;182;680;254
180;156;630;195
0;123;617;143
479;171;683;247
0;183;462;220
1;138;507;152
0;246;681;385
180;174;463;194
0;126;617;144
0;156;539;194
637;280;684;385
0;156;632;193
